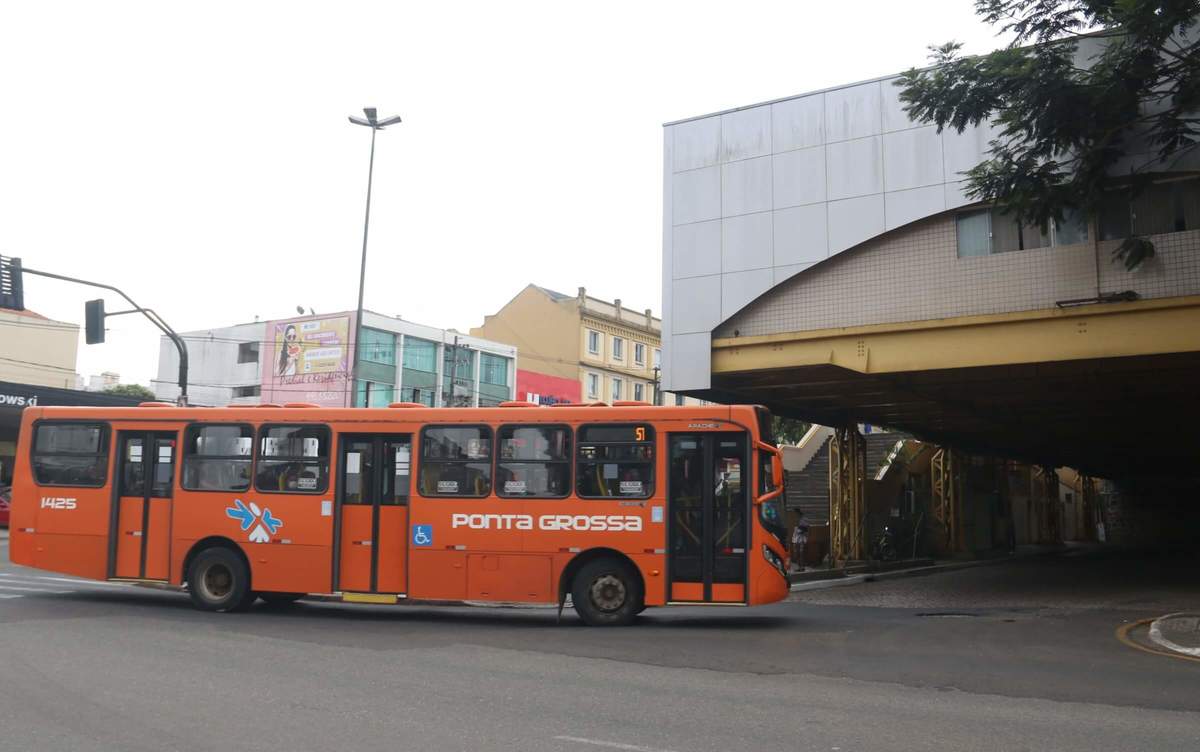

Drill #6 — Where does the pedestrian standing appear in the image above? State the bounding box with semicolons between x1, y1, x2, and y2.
791;511;810;572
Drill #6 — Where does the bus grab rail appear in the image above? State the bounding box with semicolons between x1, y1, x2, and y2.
754;440;784;504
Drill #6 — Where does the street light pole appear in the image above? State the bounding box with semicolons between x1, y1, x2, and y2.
348;107;401;406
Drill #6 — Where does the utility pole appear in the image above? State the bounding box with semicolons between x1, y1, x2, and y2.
652;365;663;406
348;107;401;406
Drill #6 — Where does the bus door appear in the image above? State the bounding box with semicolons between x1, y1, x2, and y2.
111;431;177;581
335;434;411;594
667;433;748;603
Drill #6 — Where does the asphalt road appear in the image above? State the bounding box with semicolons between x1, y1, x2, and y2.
1;534;1197;752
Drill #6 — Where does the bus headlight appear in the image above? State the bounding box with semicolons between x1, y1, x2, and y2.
762;544;787;578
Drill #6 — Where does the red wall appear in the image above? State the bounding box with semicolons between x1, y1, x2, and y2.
517;369;580;405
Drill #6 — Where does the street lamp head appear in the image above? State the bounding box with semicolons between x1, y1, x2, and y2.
349;110;402;129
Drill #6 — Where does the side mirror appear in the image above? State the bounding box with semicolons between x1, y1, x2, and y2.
772;452;783;489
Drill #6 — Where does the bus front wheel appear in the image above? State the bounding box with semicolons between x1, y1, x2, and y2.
571;559;641;626
187;547;255;612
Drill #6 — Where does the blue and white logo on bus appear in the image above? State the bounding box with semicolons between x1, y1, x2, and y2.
226;499;283;544
412;524;433;547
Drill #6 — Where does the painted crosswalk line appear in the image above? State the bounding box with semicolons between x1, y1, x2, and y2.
0;572;138;600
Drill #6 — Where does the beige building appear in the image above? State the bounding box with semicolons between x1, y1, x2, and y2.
0;307;79;388
472;285;703;405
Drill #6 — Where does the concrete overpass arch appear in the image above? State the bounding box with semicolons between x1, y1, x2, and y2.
662;72;1200;480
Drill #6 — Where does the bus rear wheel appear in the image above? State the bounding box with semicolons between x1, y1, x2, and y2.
571;559;641;626
187;547;254;612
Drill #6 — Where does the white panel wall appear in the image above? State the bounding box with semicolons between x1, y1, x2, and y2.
662;74;1001;391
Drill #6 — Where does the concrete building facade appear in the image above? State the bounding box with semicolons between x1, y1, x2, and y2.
661;48;1200;479
154;311;517;408
472;285;702;406
662;68;1200;395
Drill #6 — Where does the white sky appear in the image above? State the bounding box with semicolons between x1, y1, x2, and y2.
1;1;1008;389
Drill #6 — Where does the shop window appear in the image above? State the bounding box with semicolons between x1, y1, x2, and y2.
497;425;571;498
32;422;109;487
576;424;654;499
419;425;492;497
182;424;252;492
255;424;330;493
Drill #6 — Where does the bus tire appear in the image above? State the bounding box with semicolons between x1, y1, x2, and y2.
259;592;304;606
571;558;641;626
187;547;254;612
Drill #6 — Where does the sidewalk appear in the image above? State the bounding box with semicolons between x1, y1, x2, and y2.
789;543;1087;592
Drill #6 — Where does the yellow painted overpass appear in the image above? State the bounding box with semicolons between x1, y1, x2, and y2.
700;295;1200;479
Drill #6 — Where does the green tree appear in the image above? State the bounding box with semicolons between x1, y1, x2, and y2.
898;1;1200;270
104;383;156;400
772;416;812;445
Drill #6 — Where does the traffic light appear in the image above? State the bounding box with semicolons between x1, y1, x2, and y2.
85;299;105;344
0;255;22;311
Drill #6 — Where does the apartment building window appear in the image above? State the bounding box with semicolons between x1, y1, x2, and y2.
402;337;438;407
633;383;644;402
956;207;1087;257
611;378;623;402
237;342;259;364
1100;178;1200;240
359;328;396;365
586;372;600;399
612;337;624;361
634;343;645;366
478;353;511;407
675;394;684;406
587;330;600;355
653;348;662;369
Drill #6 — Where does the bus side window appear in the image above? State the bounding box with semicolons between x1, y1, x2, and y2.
32;422;110;488
496;424;571;498
182;424;253;492
418;425;492;497
255;424;330;494
576;424;654;499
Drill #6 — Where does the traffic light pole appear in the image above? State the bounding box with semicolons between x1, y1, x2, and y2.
20;266;189;405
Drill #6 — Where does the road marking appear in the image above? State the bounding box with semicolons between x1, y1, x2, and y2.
0;584;72;594
1115;619;1200;665
555;736;678;752
0;594;22;599
1149;613;1200;657
0;573;126;588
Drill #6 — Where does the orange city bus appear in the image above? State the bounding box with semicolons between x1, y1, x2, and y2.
8;401;789;625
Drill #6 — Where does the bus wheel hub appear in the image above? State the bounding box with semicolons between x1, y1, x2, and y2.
590;575;626;611
203;565;232;598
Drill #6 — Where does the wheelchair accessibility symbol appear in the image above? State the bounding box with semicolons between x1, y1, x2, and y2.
412;524;433;547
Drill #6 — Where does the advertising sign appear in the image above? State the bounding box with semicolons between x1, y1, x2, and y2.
261;315;354;406
516;369;580;406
